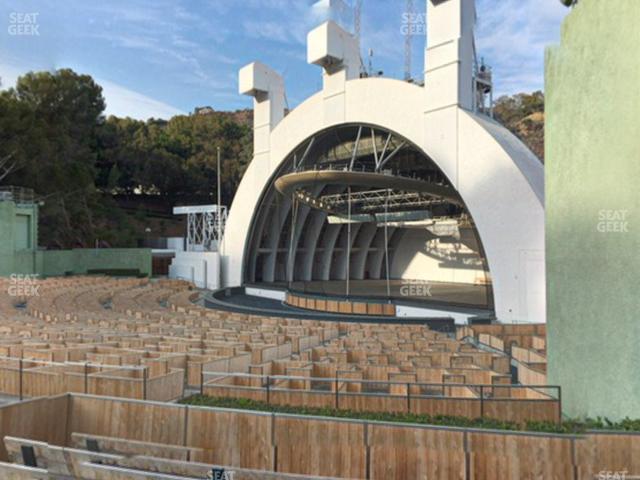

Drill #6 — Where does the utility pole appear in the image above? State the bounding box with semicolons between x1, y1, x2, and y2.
404;0;414;81
216;146;222;254
354;0;362;41
346;186;351;298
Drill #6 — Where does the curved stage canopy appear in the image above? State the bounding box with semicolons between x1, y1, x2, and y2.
242;123;494;311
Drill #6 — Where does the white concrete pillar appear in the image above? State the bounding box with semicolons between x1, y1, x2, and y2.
423;0;477;191
238;61;286;171
424;0;476;112
226;62;286;286
308;21;360;124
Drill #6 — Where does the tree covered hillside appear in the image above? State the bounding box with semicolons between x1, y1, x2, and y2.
1;69;252;248
494;91;545;161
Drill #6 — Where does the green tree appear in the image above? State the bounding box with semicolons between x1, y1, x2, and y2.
494;91;545;161
106;164;121;191
0;91;31;182
0;69;106;246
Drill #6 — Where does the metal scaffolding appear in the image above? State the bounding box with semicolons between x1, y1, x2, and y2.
173;205;227;252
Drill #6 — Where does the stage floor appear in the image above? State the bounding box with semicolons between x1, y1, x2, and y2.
251;279;492;310
204;288;462;329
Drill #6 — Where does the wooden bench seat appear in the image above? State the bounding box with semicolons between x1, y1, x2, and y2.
0;461;48;479
4;435;345;480
71;432;206;462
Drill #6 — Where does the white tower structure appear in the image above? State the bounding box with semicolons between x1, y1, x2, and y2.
221;0;545;323
168;205;227;290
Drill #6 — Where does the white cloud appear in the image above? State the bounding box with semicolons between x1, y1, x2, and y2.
0;0;570;116
0;63;23;90
0;62;185;120
241;0;323;46
242;20;293;43
354;0;568;95
476;0;568;95
98;78;186;120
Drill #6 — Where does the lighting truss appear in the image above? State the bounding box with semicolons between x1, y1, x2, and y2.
295;188;449;215
321;189;447;211
294;125;408;174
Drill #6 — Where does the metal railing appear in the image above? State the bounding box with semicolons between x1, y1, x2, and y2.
0;186;36;204
201;371;562;424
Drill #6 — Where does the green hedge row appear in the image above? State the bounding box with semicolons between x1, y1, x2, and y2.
179;395;640;434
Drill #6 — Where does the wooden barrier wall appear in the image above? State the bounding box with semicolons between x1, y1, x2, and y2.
478;333;505;352
0;360;183;402
464;324;546;351
285;293;396;316
512;345;547;364
186;407;273;469
2;394;640;479
465;324;546;336
188;353;253;386
145;369;184;402
67;395;185;447
532;335;546;350
516;361;548;386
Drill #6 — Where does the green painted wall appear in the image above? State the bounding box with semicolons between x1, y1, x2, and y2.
1;200;151;278
39;248;152;277
0;200;39;275
0;201;14;275
546;0;640;420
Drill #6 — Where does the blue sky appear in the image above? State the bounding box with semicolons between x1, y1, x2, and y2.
0;0;568;120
